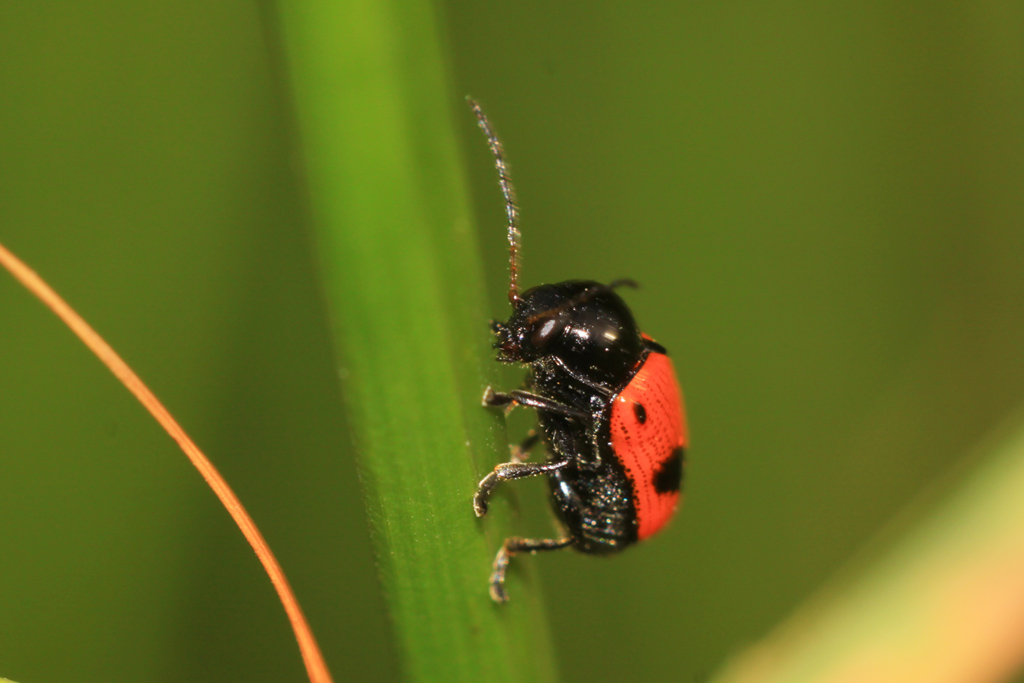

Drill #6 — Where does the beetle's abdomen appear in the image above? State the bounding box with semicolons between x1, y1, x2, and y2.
609;351;688;540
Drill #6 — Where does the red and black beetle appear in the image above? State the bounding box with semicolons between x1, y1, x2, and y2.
469;100;689;603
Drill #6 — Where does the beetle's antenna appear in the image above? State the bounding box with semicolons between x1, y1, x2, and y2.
468;97;521;307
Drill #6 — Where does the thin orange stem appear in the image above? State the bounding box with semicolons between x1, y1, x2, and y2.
0;241;333;683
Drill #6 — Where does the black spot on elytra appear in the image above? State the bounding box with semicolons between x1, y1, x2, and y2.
633;402;647;424
653;447;684;494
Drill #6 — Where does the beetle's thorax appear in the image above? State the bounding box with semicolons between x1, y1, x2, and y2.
494;280;645;394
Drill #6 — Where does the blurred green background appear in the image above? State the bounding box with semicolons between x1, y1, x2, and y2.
1;2;1022;682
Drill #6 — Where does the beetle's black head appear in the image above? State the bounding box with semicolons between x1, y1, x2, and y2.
493;280;644;389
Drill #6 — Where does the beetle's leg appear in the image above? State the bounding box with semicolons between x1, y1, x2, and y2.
510;430;540;463
473;452;570;518
482;386;589;420
607;278;639;291
642;337;667;355
489;536;574;603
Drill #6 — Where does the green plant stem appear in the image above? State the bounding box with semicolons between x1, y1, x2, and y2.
273;2;559;682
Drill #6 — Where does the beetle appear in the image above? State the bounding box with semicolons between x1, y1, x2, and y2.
469;99;689;603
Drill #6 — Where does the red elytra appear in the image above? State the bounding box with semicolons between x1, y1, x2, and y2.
610;350;688;540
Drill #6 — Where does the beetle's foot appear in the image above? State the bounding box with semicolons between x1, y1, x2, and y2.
488;545;511;603
473;471;498;517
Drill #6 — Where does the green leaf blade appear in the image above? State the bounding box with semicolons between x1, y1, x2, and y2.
274;2;560;682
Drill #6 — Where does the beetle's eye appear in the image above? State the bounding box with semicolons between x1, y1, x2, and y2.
531;317;562;348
